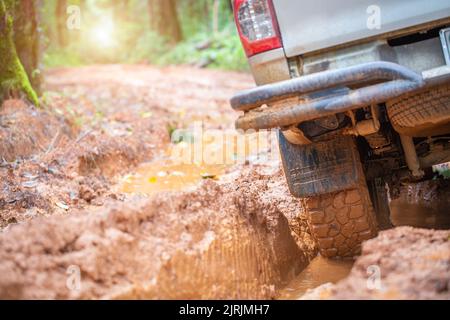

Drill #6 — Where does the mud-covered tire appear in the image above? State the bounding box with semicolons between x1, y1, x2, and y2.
306;182;379;258
387;84;450;137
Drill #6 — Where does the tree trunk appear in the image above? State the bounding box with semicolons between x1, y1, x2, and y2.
55;0;68;47
0;0;38;106
148;0;182;43
212;0;220;35
13;0;41;94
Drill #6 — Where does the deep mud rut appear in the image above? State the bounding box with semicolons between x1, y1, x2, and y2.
0;65;448;300
0;65;316;299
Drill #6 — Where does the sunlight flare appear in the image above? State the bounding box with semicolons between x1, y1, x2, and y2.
90;17;116;48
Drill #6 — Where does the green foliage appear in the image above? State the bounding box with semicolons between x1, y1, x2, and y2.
40;0;248;71
126;31;171;64
158;29;248;70
433;163;450;179
43;46;85;68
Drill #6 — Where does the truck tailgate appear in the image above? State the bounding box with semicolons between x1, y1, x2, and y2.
273;0;450;57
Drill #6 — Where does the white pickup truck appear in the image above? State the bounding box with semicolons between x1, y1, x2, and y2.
230;0;450;258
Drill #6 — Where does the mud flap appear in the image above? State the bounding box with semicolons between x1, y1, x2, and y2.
278;132;362;198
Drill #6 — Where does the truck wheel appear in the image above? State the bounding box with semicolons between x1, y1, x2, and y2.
279;133;380;258
387;83;450;137
305;175;379;258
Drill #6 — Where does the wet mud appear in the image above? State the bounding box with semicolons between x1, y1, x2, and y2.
0;65;448;300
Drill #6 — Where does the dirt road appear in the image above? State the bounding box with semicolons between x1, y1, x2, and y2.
0;65;317;299
0;65;448;299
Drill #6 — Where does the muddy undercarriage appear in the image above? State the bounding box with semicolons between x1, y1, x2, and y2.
234;80;450;257
231;25;450;258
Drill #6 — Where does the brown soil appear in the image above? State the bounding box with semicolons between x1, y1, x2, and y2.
0;64;248;228
0;64;447;300
0;65;316;299
301;227;450;300
0;164;317;299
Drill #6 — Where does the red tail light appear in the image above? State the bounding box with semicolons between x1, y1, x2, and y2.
233;0;282;57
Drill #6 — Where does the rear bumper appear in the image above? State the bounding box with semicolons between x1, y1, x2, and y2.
231;61;450;131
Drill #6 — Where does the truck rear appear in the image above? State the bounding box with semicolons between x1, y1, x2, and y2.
231;0;450;258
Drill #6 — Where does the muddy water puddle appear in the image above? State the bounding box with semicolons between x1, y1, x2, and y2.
277;256;353;299
119;160;228;194
119;130;277;194
390;201;450;229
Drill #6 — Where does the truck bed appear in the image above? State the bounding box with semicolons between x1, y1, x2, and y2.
273;0;450;57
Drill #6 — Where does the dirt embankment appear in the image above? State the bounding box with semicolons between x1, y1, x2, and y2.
301;227;450;300
0;164;316;299
0;65;249;228
0;65;316;299
0;98;168;228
